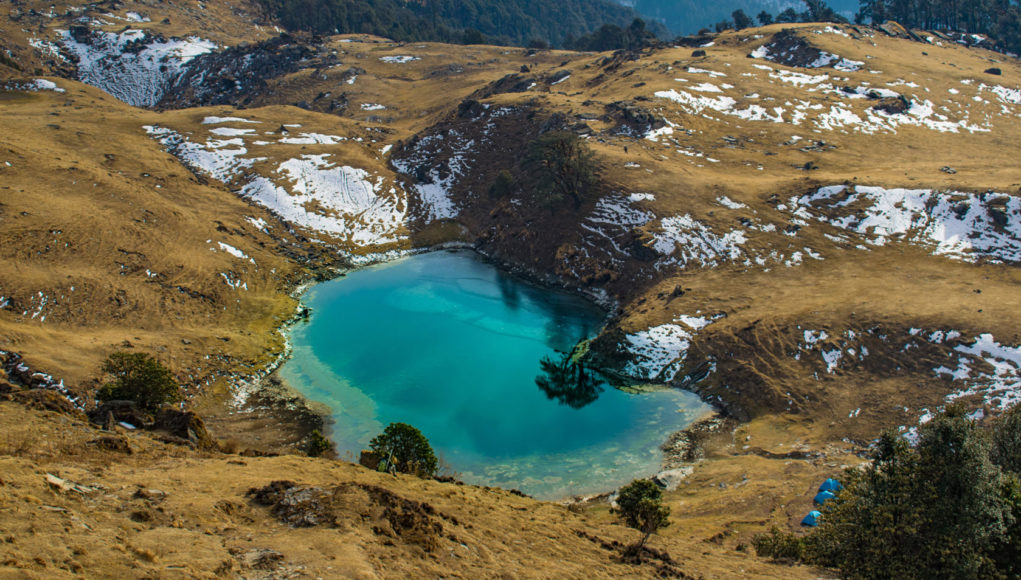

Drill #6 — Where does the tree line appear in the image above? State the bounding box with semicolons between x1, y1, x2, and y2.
255;0;665;48
713;0;1019;53
855;0;1021;52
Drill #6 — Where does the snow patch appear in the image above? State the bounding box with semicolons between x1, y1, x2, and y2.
792;185;1021;263
651;215;747;269
202;116;260;125
379;55;419;64
60;29;215;107
716;195;747;209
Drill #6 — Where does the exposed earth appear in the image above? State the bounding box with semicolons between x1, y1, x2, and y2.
1;0;1020;577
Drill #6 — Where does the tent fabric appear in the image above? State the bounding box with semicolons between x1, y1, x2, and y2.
801;510;822;527
814;490;837;505
818;478;843;493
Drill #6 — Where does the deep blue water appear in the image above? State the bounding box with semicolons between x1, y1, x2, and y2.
281;250;708;499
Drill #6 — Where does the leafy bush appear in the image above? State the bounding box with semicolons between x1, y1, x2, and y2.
527;131;599;210
752;527;806;563
369;422;438;476
612;479;671;553
97;351;181;414
992;403;1021;475
488;169;515;198
303;429;335;458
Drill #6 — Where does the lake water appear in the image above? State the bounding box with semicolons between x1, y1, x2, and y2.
281;250;708;499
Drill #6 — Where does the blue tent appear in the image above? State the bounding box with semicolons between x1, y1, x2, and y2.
819;478;843;493
814;490;837;505
801;510;822;527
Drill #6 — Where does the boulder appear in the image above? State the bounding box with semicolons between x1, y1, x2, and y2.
652;467;695;491
152;408;215;449
604;101;664;136
872;95;910;115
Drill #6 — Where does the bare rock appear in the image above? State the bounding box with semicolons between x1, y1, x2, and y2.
152;408;215;450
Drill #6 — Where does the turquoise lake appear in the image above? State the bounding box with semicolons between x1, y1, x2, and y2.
281;250;708;499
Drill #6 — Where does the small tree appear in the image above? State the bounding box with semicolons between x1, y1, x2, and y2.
732;9;754;30
488;169;515;199
369;422;438;476
461;28;485;45
612;479;671;556
757;10;774;26
303;429;335;458
97;351;181;414
776;8;801;23
527;131;598;210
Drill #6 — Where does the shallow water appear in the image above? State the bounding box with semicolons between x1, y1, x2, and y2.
281;250;708;499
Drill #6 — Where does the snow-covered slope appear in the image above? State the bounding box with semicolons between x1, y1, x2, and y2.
60;28;215;107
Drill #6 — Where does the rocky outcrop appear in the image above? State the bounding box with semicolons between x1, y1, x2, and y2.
153;408;216;449
158;33;329;109
603;100;664;136
247;480;447;551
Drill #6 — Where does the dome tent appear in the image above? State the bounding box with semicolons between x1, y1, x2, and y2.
818;478;843;493
801;510;822;526
814;490;837;505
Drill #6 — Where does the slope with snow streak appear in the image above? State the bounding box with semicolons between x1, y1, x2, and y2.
60;29;215;107
792;185;1021;263
145;124;406;247
654;67;996;135
623;314;721;381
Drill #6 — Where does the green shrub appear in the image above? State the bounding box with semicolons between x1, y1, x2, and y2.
752;527;806;564
303;429;335;458
488;169;515;198
992;403;1021;476
97;351;181;414
526;131;598;210
369;422;438;477
612;479;671;554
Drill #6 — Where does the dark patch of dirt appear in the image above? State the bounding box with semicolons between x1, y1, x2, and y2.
575;530;697;579
872;95;910;115
468;73;536;99
88;435;133;454
246;480;449;551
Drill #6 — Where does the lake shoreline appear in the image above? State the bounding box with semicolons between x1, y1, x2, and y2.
220;244;723;499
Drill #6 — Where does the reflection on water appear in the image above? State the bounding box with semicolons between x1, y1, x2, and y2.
280;250;709;499
535;352;605;409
